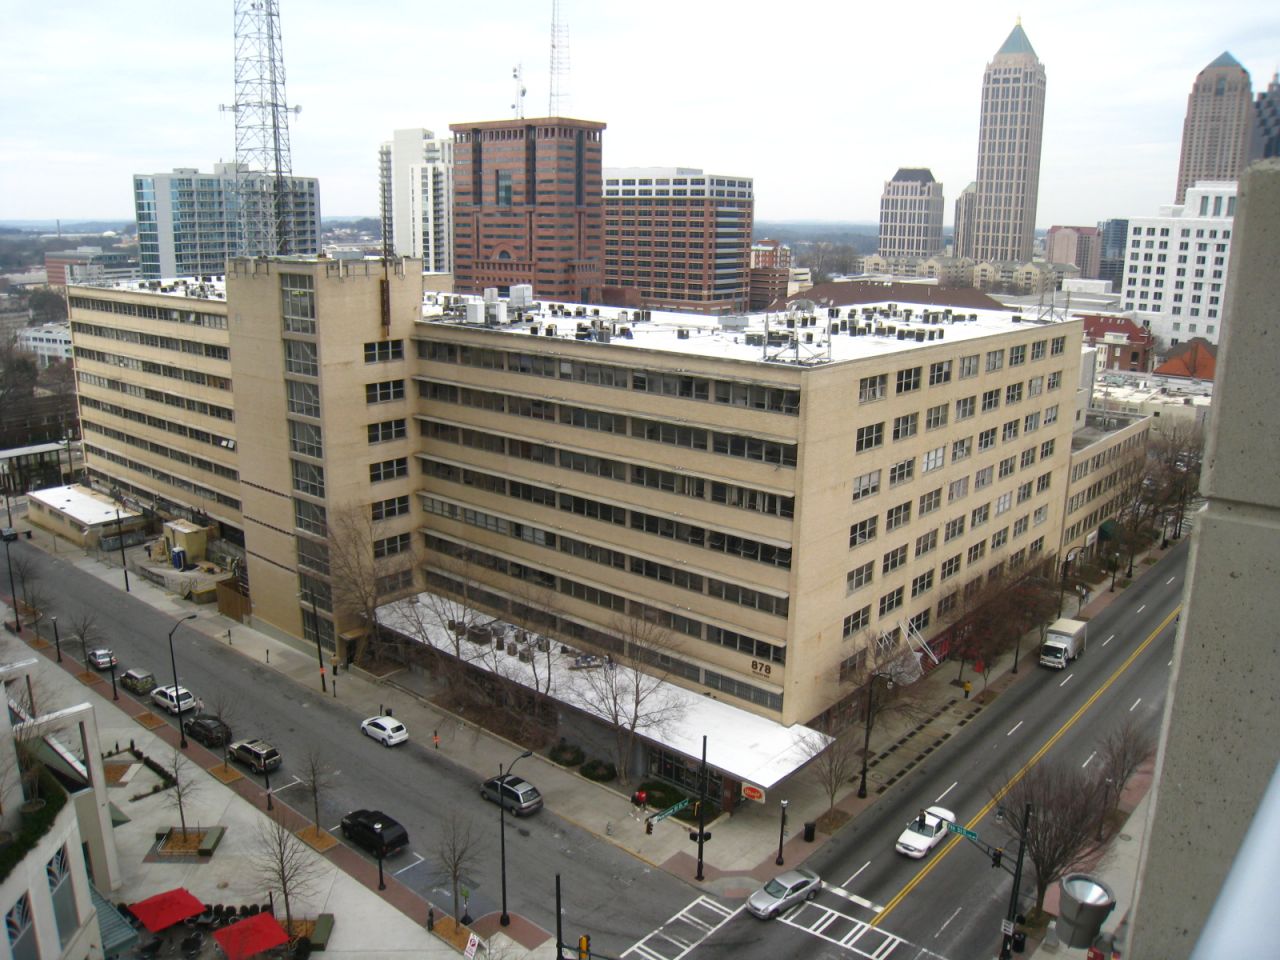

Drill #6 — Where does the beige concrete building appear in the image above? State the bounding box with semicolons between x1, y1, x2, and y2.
1059;411;1151;557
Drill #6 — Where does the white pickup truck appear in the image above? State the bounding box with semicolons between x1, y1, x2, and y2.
1039;618;1088;669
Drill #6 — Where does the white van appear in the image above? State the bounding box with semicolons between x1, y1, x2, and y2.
151;685;196;714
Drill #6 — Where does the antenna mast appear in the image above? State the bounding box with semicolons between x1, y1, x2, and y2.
222;0;301;257
548;0;569;116
512;64;527;119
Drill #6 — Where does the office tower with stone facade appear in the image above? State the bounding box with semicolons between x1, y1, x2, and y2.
449;117;605;302
957;23;1046;263
1253;71;1280;160
878;169;944;258
1046;226;1101;277
378;128;454;271
602;167;753;315
1175;53;1253;203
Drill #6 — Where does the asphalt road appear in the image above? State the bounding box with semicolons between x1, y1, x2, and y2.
4;538;699;957
681;541;1188;960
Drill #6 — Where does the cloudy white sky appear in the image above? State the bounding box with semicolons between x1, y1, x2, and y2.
1;0;1276;227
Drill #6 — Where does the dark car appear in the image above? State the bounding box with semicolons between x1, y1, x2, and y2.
183;716;232;748
228;739;282;773
340;810;408;857
1;527;16;542
480;774;543;816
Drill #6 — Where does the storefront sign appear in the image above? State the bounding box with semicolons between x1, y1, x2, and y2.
742;784;766;803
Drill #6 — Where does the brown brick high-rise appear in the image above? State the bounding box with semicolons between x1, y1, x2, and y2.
449;117;606;302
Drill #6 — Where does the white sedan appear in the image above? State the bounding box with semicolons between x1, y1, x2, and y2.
895;806;956;858
361;715;408;747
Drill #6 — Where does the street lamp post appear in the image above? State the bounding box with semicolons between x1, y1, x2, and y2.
108;660;118;700
1058;546;1083;617
376;844;386;891
51;616;61;662
857;673;894;799
775;799;789;866
1109;553;1120;592
167;613;197;747
114;507;130;593
499;749;533;926
3;538;20;635
264;766;273;811
301;589;327;693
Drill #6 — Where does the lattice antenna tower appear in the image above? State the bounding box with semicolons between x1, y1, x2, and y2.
548;0;570;116
221;0;301;258
512;64;527;119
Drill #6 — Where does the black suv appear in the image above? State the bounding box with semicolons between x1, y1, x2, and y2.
183;716;232;747
340;810;408;857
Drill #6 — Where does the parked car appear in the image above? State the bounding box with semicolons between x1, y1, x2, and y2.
340;810;408;857
120;668;157;695
150;685;195;714
360;715;408;747
895;806;956;858
746;868;822;919
480;774;544;817
1;527;17;542
87;648;118;670
228;739;281;773
183;716;232;748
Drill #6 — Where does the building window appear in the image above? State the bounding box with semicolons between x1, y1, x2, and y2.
956;396;976;420
1028;375;1043;397
911;570;934;598
284;339;318;376
975;465;994;490
922;446;945;472
851;469;881;501
919;488;942;516
929;360;952;386
982;389;1001;412
971;503;990;527
366;379;405;404
374;532;411;558
859;374;887;403
364;339;405;363
938;591;958;616
1005;382;1023;405
944;516;966;541
925;403;949;430
1051;336;1066;356
952;437;972;462
967;540;987;564
368;418;407;444
1009;344;1027;366
843;605;871;637
1044;404;1059;424
6;893;36;960
896;366;922;394
856;422;885;452
991;527;1009;549
1002;420;1020;442
46;846;78;949
959;354;979;378
915;528;937;557
879;586;904;616
948;477;969;502
370;457;408;482
849;516;878;547
846;561;874;593
281;273;315;334
893;413;918;441
291;459;325;497
288;420;323;458
371;495;410;521
1031;340;1046;361
1040;439;1055;459
941;554;962;580
978;427;997;451
986;349;1005;372
287;379;320;418
1021;448;1036;469
889;458;915;486
886;501;912;532
996;491;1013;515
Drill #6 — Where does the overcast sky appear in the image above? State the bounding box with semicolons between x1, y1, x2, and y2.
2;0;1276;228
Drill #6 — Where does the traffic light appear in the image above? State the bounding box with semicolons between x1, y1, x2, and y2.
645;819;653;835
992;848;1004;869
689;830;712;842
578;934;590;959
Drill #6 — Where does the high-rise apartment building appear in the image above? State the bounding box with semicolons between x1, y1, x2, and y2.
1046;226;1101;277
1097;218;1130;292
952;183;976;258
449;117;605;302
133;164;320;279
1253;71;1280;160
1175;53;1253;203
378;128;454;271
1122;181;1236;347
602;167;752;315
878;169;944;258
958;23;1046;263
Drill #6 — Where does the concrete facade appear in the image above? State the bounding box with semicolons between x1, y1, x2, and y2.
1059;411;1150;557
1175;53;1253;203
878;169;944;258
1046;226;1101;278
1127;158;1280;959
378;128;455;271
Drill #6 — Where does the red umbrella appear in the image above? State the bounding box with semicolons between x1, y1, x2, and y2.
213;911;290;960
130;888;205;932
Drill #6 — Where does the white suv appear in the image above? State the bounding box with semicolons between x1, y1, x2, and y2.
151;685;195;714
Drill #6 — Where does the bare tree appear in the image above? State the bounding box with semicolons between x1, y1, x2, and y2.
435;810;482;924
572;614;685;785
250;808;325;936
203;688;238;771
804;729;862;812
66;609;100;666
298;748;333;835
9;553;41;619
1098;718;1156;821
995;759;1106;912
327;503;417;663
6;675;56;806
164;750;202;841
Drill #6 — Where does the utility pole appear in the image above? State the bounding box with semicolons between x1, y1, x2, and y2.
695;735;708;881
999;802;1033;960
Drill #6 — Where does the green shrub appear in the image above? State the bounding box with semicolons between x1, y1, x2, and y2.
580;758;617;782
549;742;585;767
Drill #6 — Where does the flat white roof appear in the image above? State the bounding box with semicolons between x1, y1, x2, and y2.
78;276;227;302
378;594;829;788
28;484;141;528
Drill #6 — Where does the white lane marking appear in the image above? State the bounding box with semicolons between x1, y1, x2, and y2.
825;884;885;913
1103;634;1115;647
1166;576;1176;584
935;781;957;803
937;906;963;937
1130;698;1142;712
1059;673;1074;688
842;861;871;888
1082;751;1096;769
1007;720;1024;737
1137;604;1146;614
622;896;741;960
392;852;425;875
1168;659;1174;667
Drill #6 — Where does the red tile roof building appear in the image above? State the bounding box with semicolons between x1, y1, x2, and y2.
1154;337;1217;381
1079;313;1156;371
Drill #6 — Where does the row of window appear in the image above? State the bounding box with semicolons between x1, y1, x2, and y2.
856;391;1060;454
75;346;231;391
84;442;240;511
83;419;238;482
71;320;229;361
69;294;228;331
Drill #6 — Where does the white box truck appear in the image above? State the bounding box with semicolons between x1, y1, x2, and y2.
1039;618;1088;669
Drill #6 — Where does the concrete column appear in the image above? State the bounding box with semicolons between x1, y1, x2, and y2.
1126;159;1280;957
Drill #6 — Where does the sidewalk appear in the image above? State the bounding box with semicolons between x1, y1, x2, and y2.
4;513;1178;954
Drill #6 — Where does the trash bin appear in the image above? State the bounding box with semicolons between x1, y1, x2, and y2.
803;822;816;842
1012;931;1027;953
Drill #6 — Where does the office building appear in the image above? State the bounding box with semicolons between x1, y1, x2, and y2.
1046;226;1101;278
953;182;977;259
878;169;944;258
1253;71;1280;160
44;247;138;288
449;117;605;302
751;239;792;270
15;322;73;368
1122;181;1236;347
602;167;753;314
378;128;455;271
958;23;1046;263
1098;218;1130;292
133;164;320;279
1175;53;1253;203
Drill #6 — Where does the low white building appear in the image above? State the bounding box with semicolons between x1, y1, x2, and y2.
1122;181;1236;347
15;323;72;368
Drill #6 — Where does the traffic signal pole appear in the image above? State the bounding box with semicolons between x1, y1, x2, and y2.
1000;802;1033;959
695;735;708;881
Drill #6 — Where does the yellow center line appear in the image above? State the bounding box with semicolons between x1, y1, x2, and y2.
873;606;1178;925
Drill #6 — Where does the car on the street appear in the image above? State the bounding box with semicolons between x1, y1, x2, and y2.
360;715;408;747
183;715;232;748
150;685;196;714
87;648;118;670
120;668;157;695
746;868;822;919
340;809;408;857
895;805;956;858
1;527;17;542
228;739;281;773
480;773;544;816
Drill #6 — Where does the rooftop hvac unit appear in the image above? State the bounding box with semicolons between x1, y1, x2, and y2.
545;323;557;336
830;323;839;334
936;329;945;339
530;324;540;335
1012;315;1023;323
897;329;907;340
927;330;936;340
915;330;926;342
677;328;690;339
622;326;633;339
805;332;813;343
969;313;978;321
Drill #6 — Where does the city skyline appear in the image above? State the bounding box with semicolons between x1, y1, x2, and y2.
1;0;1275;226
